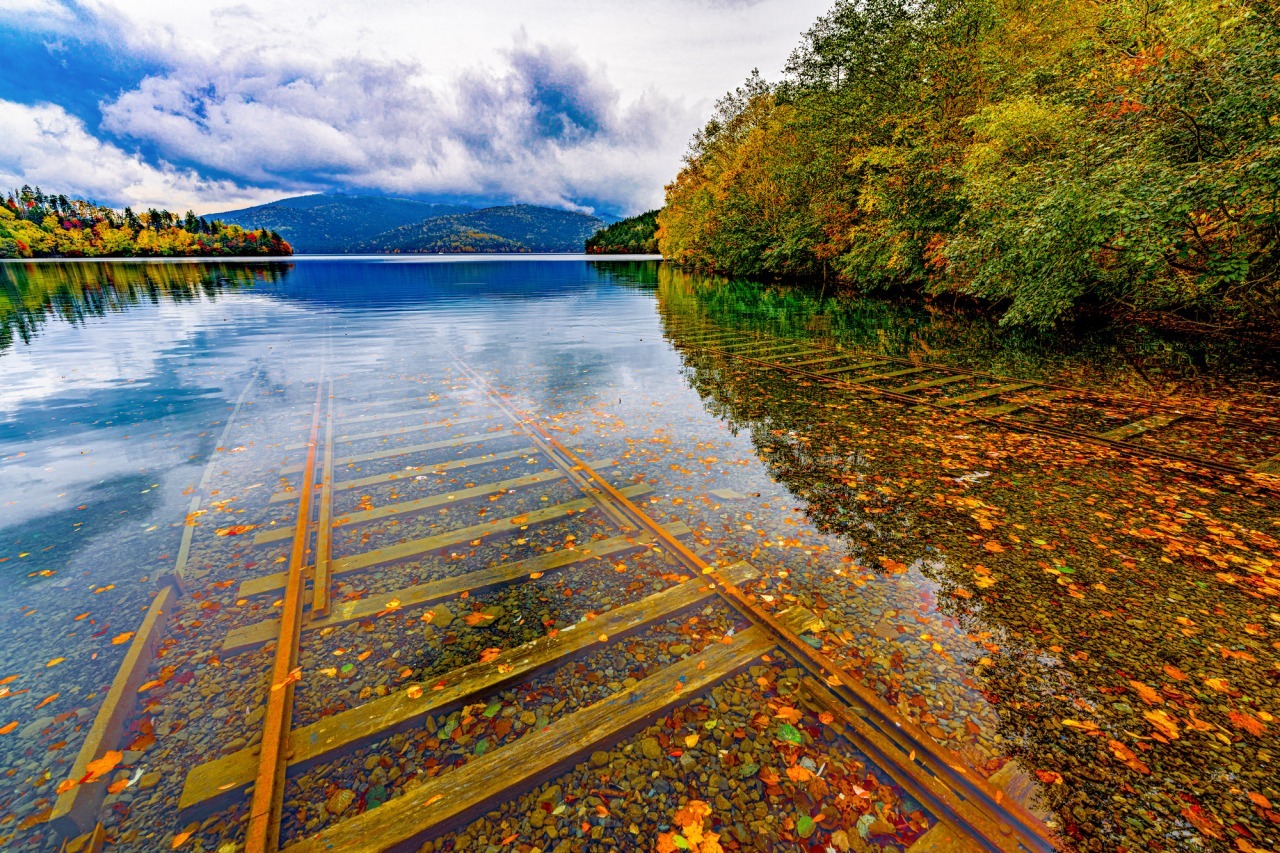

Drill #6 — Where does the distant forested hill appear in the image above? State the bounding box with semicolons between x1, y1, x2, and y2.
210;194;473;254
357;205;604;253
585;209;660;254
1;186;290;258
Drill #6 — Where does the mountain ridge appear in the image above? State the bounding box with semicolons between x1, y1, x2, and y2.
212;194;609;254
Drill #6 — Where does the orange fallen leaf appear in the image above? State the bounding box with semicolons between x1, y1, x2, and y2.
983;541;1005;553
73;613;90;622
1034;769;1063;784
215;525;256;537
46;657;65;668
1127;680;1162;706
463;611;492;626
107;778;129;794
1202;677;1231;694
478;648;502;664
0;675;19;686
818;712;834;725
35;693;59;710
84;749;122;782
773;706;803;725
423;793;444;807
0;721;17;734
1163;664;1188;681
111;632;135;646
406;685;424;699
1144;709;1180;740
786;765;815;782
1247;792;1272;809
684;734;699;748
137;679;163;693
171;830;193;848
529;572;543;579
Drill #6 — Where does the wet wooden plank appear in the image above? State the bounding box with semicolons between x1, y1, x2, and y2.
284;414;499;451
1095;413;1182;442
272;447;537;502
49;586;178;836
814;359;889;376
280;429;519;475
183;562;760;814
263;462;616;542
931;382;1035;408
728;341;811;357
893;374;972;394
960;389;1071;422
787;353;860;368
222;521;693;654
834;366;929;383
285;605;819;853
239;483;653;598
341;405;474;426
331;447;536;495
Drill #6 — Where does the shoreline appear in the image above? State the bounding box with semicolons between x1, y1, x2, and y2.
0;253;664;264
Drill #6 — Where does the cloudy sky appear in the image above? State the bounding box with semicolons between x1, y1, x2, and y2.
0;0;831;217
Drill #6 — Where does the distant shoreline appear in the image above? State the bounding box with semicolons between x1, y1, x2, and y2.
0;253;665;264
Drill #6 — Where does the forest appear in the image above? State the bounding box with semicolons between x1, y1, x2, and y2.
657;0;1280;333
0;187;292;258
585;210;661;254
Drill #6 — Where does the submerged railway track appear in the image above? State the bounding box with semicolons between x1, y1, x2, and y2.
665;325;1280;485
49;349;1061;853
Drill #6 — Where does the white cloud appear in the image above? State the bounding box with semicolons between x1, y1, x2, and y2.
3;0;835;213
0;100;286;212
99;42;699;213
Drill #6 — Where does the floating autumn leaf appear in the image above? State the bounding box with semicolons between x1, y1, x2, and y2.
1144;709;1180;740
983;540;1005;553
1033;769;1064;784
406;685;424;699
171;830;193;849
1246;792;1272;809
463;611;493;626
84;749;122;782
111;632;135;645
1163;664;1188;681
46;657;65;668
35;693;59;710
0;675;19;686
0;721;17;734
478;648;502;664
1202;677;1232;694
214;525;256;537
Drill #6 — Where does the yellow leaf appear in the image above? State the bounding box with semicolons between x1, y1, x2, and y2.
1144;709;1180;740
111;632;135;646
46;658;65;668
684;734;699;748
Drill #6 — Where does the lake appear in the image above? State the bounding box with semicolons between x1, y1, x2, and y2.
1;257;1277;853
